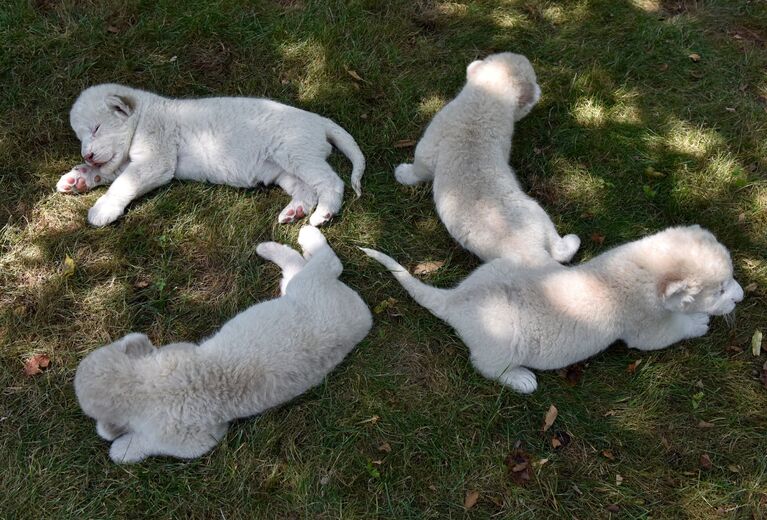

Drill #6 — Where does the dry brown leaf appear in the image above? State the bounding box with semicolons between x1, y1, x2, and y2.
751;329;763;356
464;490;479;510
689;52;701;62
134;278;150;289
393;139;417;148
626;359;642;374
700;453;713;470
590;233;605;245
559;363;584;386
346;69;364;82
378;442;392;453
542;404;558;432
606;504;620;513
23;354;50;376
659;63;669;71
551;431;571;450
505;449;532;485
602;449;616;460
413;260;445;275
745;282;758;292
697;420;715;429
106;25;120;34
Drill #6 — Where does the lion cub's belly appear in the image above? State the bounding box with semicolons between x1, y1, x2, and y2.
175;134;275;188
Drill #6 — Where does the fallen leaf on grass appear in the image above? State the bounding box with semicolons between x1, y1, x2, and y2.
691;391;704;410
659;63;669;71
542;405;558;432
358;415;380;425
413;260;445;275
393;139;417;148
744;282;758;292
751;329;763;356
505;449;532;485
644;166;666;178
697;420;715;428
615;474;624;486
62;255;76;278
626;359;642;373
606;504;620;513
602;449;616;460
700;453;713;470
558;363;583;386
373;297;399;316
106;25;120;34
464;490;479;510
346;69;365;83
377;442;392;453
590;233;605;246
727;464;740;473
689;52;701;62
134;278;150;289
551;431;571;450
23;354;50;376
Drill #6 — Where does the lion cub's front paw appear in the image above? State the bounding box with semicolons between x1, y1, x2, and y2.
685;313;710;338
394;163;421;185
498;367;538;394
88;198;124;227
57;164;102;194
298;225;326;255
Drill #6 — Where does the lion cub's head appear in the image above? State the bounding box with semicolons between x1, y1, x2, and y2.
70;84;138;173
640;225;744;315
465;52;541;121
74;333;156;441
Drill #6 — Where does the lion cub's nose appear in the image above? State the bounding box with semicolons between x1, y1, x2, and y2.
732;281;744;302
84;152;95;162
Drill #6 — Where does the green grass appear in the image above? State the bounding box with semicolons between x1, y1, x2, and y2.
1;0;766;517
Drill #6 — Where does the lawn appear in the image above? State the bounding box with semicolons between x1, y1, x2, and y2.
1;0;766;518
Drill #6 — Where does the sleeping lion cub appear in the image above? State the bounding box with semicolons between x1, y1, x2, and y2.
363;225;743;393
58;84;365;227
75;226;372;463
394;52;580;266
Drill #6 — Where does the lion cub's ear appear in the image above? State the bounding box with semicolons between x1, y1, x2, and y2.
660;277;700;311
466;60;483;78
118;333;155;358
105;94;135;119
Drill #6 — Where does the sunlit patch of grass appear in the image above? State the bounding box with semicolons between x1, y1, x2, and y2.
416;94;447;121
663;119;727;159
571;97;607;127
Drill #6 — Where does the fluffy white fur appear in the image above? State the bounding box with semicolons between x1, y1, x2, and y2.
395;52;580;266
59;84;365;227
362;225;743;394
75;226;372;463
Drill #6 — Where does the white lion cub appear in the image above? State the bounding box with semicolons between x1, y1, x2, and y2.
59;84;365;227
75;226;372;463
395;53;580;266
363;225;743;393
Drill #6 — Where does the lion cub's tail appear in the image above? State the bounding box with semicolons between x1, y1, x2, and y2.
325;121;365;197
360;248;450;320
